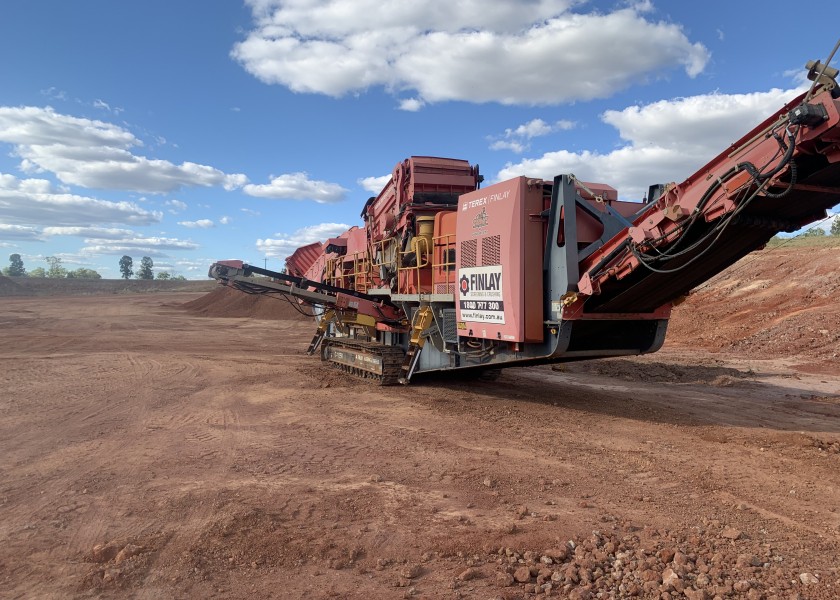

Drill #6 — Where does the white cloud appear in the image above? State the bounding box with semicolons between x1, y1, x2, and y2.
489;140;528;153
398;98;425;112
243;172;347;203
0;173;162;226
358;174;391;194
43;226;136;239
219;216;231;225
40;87;68;101
30;227;199;260
174;258;214;272
257;222;350;258
241;208;261;216
178;219;215;229
222;173;249;190
166;199;187;213
0;224;44;241
233;1;709;106
511;119;552;139
25;252;99;267
489;118;576;153
497;87;802;199
80;236;200;258
0;106;249;193
92;99;123;114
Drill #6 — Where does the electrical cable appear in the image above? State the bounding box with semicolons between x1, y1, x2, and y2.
629;179;772;274
629;123;799;273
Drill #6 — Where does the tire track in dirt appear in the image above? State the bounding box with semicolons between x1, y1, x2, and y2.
4;291;840;598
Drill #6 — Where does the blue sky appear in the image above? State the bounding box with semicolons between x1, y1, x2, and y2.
1;1;838;278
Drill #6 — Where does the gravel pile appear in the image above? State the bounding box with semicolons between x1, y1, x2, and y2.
451;524;835;599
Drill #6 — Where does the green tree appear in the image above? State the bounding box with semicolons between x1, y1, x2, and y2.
70;268;102;279
137;256;154;280
171;275;187;281
7;253;25;276
46;256;67;278
119;255;133;279
831;215;840;236
29;267;46;278
155;271;171;280
801;227;825;237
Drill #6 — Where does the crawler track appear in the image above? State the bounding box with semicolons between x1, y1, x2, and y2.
321;339;405;385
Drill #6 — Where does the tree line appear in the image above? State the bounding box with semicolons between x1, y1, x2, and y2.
5;216;838;280
802;215;840;237
3;254;185;280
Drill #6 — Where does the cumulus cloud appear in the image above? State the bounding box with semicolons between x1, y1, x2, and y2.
243;172;347;203
233;1;709;106
257;222;351;258
178;219;215;229
166;199;187;213
398;98;425;112
219;216;231;225
497;87;802;199
489;118;576;153
489;140;528;154
80;236;200;258
0;173;162;226
358;174;391;194
173;258;215;273
0;224;44;241
0;106;248;193
43;226;137;239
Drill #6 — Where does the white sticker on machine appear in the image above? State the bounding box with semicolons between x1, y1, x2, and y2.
458;266;505;324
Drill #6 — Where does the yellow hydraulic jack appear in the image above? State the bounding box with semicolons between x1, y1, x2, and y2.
306;308;335;355
398;304;434;384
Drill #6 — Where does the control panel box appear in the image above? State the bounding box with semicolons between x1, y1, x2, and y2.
455;177;543;342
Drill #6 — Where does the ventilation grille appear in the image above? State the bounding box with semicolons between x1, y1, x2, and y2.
481;235;501;266
460;239;477;267
441;309;458;343
434;283;454;295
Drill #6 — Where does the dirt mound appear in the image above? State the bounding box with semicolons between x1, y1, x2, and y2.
182;285;313;321
0;274;28;296
668;244;840;366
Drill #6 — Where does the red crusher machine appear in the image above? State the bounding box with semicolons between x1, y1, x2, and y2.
209;60;840;384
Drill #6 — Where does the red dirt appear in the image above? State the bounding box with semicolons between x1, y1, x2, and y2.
1;244;838;599
668;244;840;374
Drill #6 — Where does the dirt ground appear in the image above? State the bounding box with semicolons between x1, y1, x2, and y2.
1;246;838;600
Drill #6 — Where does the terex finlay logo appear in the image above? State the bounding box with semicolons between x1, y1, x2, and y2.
459;274;470;296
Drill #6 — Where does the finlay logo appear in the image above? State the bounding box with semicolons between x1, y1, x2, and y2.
472;207;488;230
459;275;469;296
